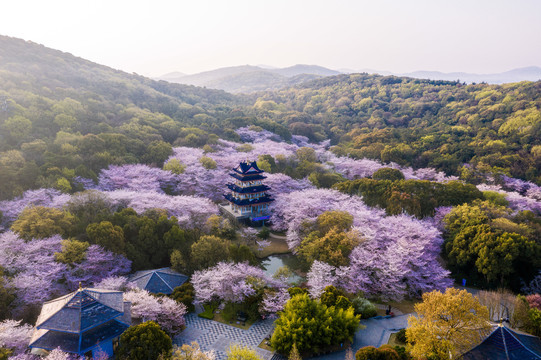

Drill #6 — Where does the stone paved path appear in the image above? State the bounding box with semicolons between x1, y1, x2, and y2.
174;314;275;360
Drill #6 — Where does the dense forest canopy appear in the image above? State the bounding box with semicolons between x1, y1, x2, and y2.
253;74;541;184
1;35;541;202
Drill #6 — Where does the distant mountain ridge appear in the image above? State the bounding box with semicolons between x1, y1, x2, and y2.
158;65;541;93
155;64;341;93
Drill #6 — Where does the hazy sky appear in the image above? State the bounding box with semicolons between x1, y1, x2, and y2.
1;0;540;77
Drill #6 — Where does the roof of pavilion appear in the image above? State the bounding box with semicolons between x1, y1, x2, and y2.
29;288;131;354
129;267;188;295
460;325;541;360
232;161;263;175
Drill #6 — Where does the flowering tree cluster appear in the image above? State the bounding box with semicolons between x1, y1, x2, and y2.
0;188;71;226
273;189;452;300
235;126;281;143
476;183;541;215
0;231;131;312
0;319;33;355
105;190;219;228
97;164;179;193
64;245;131;291
191;262;284;304
259;288;291;318
123;288;187;334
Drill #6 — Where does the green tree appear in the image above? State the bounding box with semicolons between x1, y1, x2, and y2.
190;235;231;270
226;344;263;360
171;341;214;360
2;115;32;144
407;288;490;360
117;321;172;360
170;283;195;312
144;140;173;166
54;239;89;264
86;221;126;254
164;158;186;174
298;227;359;267
199;156;217;169
11;206;75;240
270;293;360;355
372;168;405;181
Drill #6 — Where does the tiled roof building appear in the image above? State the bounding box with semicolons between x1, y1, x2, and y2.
129;267;188;295
29;287;131;358
461;325;541;360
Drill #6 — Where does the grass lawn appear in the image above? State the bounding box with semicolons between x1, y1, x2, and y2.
387;298;420;314
213;310;255;330
253;237;291;258
258;339;274;351
387;332;407;347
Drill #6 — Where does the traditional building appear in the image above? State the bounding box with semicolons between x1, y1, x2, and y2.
29;287;131;358
460;324;541;359
222;160;274;224
129;267;188;295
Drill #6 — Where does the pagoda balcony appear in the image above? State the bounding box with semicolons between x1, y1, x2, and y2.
224;193;274;206
226;183;270;193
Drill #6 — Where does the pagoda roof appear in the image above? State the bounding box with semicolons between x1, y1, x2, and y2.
30;288;131;354
224;193;274;206
232;161;264;175
129;267;188;295
227;183;270;194
229;172;267;181
34;288;126;333
461;325;541;360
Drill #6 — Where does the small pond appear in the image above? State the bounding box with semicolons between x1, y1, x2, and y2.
261;254;305;284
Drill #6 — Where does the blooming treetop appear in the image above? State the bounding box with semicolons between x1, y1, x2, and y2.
260;288;291;318
191;262;285;304
0;188;70;225
123;288;186;334
0;232;131;310
97;164;179;193
272;188;452;300
0;319;33;355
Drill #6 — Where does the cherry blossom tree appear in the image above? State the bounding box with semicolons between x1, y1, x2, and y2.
259;288;290;318
105;190;219;228
97;164;179;193
0;232;67;306
123;289;186;334
0;319;33;354
235;127;281;142
0;189;71;226
191;262;284;304
64;245;131;290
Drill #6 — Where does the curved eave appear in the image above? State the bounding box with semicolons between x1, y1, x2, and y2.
226;183;270;193
229;173;267;181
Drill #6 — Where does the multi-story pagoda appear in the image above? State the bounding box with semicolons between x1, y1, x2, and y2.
223;160;273;223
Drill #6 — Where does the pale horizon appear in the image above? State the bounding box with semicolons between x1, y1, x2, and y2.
1;0;540;78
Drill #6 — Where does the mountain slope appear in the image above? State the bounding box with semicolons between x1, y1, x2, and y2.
0;35;243;199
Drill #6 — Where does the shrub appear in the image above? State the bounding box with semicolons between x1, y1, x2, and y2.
395;329;407;344
352;297;378;319
170;283;195;313
117;321;172;360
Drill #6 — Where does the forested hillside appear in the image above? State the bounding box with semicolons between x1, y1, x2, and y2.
253;74;541;184
0;35;245;199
